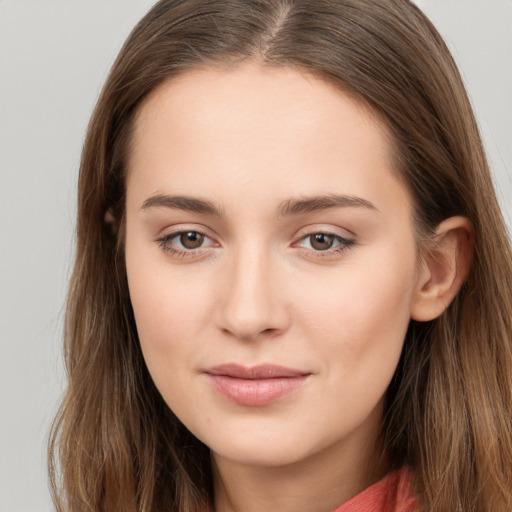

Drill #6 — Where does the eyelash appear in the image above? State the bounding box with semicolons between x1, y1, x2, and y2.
156;230;355;259
294;232;355;258
157;230;214;258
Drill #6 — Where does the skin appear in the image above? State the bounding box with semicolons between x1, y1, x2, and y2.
124;62;471;512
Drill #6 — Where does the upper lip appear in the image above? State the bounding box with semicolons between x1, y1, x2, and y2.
204;364;310;379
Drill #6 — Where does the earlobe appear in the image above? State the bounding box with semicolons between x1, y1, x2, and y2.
411;216;473;322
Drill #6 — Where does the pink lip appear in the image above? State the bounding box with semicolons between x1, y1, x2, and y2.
204;364;310;406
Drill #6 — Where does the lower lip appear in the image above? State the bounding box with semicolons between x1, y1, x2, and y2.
206;374;309;406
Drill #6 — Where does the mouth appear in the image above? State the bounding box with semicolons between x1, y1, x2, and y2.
203;364;311;406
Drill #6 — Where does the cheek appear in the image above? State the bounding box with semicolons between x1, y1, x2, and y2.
127;272;211;421
295;246;417;376
124;233;207;376
288;256;416;443
128;278;214;378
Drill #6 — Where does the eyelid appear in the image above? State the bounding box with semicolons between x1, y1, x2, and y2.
163;230;213;246
291;225;357;259
296;232;351;246
157;223;218;241
295;232;354;249
292;224;356;243
155;224;356;260
156;224;220;256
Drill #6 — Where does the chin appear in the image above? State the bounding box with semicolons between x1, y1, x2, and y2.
196;421;330;469
212;442;308;468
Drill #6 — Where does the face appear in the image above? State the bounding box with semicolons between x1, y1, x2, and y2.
124;63;422;470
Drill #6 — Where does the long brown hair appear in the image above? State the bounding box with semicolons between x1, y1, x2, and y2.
49;1;512;511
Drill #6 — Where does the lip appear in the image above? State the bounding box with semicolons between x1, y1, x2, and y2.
203;364;311;406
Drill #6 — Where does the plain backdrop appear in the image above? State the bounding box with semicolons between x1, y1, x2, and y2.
0;1;511;511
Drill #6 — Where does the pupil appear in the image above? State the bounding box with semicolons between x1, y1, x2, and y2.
180;232;204;249
311;233;334;250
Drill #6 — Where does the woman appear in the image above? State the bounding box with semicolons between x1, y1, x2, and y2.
49;1;512;511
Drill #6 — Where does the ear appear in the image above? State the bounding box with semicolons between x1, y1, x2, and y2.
104;208;117;233
411;216;473;322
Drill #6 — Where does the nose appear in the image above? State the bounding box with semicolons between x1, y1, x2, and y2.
214;244;291;341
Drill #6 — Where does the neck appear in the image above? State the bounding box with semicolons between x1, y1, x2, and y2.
211;410;387;512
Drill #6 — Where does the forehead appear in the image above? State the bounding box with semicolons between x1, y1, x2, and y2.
135;63;378;124
129;63;390;161
125;62;410;218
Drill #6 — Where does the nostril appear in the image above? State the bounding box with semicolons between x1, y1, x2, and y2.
220;326;280;341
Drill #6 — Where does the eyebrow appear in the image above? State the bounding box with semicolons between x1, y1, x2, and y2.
141;194;223;216
277;194;378;216
140;193;378;216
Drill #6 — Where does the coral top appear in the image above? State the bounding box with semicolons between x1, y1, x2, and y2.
333;469;418;512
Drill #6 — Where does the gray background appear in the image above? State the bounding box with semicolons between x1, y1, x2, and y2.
1;1;510;511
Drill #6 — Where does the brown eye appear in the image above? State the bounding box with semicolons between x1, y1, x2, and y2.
310;233;335;251
179;231;205;249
